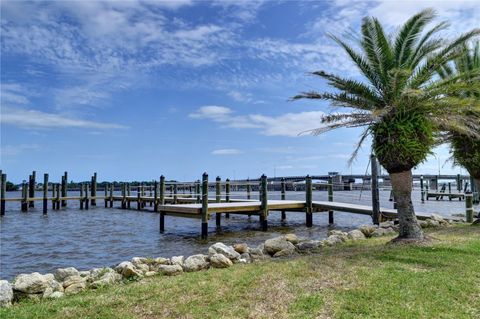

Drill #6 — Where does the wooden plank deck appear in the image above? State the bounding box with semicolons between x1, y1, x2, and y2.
158;200;306;216
312;201;431;220
157;199;433;220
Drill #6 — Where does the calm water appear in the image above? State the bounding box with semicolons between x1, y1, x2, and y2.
0;189;470;280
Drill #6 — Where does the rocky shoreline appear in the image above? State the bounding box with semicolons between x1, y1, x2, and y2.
0;214;463;308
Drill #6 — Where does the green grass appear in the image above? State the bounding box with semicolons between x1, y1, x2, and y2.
2;225;480;319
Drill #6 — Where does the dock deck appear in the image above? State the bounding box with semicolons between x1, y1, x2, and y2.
157;199;433;220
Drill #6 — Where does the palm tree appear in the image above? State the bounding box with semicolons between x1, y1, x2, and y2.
293;9;480;241
438;41;480;196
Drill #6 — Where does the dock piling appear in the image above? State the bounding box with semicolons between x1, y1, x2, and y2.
109;183;113;208
21;182;28;212
173;183;178;204
225;178;230;218
80;183;84;210
371;155;381;224
137;184;141;210
91;173;97;206
215;177;221;226
328;176;334;224
466;192;473;223
51;182;56;210
29;171;36;208
55;184;60;210
201;172;209;239
42;174;48;214
306;175;313;227
260;174;268;231
104;184;108;208
160;176;165;205
62;171;67;207
154;181;158;212
85;184;89;210
127;183;131;209
159;176;165;232
420;175;425;203
281;177;286;221
0;173;5;216
195;180;200;203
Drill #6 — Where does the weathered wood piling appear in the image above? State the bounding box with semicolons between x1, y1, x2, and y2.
466;192;473;223
28;171;36;208
371;155;380;224
306;175;313;227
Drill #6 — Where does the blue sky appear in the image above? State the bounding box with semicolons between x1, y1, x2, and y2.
1;0;478;183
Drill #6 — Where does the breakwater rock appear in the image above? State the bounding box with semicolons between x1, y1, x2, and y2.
0;214;460;308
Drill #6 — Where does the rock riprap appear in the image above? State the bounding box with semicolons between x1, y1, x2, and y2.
0;280;13;307
184;254;210;272
264;236;296;256
208;243;240;261
210;254;233;268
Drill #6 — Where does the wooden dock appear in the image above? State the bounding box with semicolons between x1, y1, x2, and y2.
1;170;474;237
426;192;465;201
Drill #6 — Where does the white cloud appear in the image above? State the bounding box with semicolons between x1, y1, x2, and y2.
1;83;30;104
1;107;127;130
212;149;243;155
0;144;40;157
189;106;326;137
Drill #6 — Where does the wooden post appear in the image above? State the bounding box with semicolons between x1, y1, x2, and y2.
137;184;141;210
80;183;84;210
55;184;60;210
246;178;251;200
195;180;200;203
173;183;178;204
21;182;28;212
61;171;67;207
159;176;165;232
85;184;89;210
109;182;114;208
154;180;158;212
466;192;474;223
281;177;286;221
260;175;268;231
40;174;47;214
149;185;153;207
226;178;230;202
328;176;334;224
201;173;209;239
448;182;452;201
104;183;108;208
457;174;461;192
371;155;380;224
29;171;36;208
0;173;5;216
91;172;97;206
121;183;126;209
215;177;221;226
127;183;131;209
420;175;425;203
470;176;478;204
225;178;230;218
426;183;429;200
160;176;165;205
306;175;313;227
51;182;56;210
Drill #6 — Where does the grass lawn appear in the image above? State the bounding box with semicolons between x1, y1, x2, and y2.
2;225;479;319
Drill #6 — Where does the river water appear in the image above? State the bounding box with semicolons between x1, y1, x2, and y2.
0;189;470;280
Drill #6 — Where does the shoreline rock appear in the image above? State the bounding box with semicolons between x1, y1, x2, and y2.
1;218;464;308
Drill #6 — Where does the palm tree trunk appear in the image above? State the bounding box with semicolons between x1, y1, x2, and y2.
390;170;424;240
